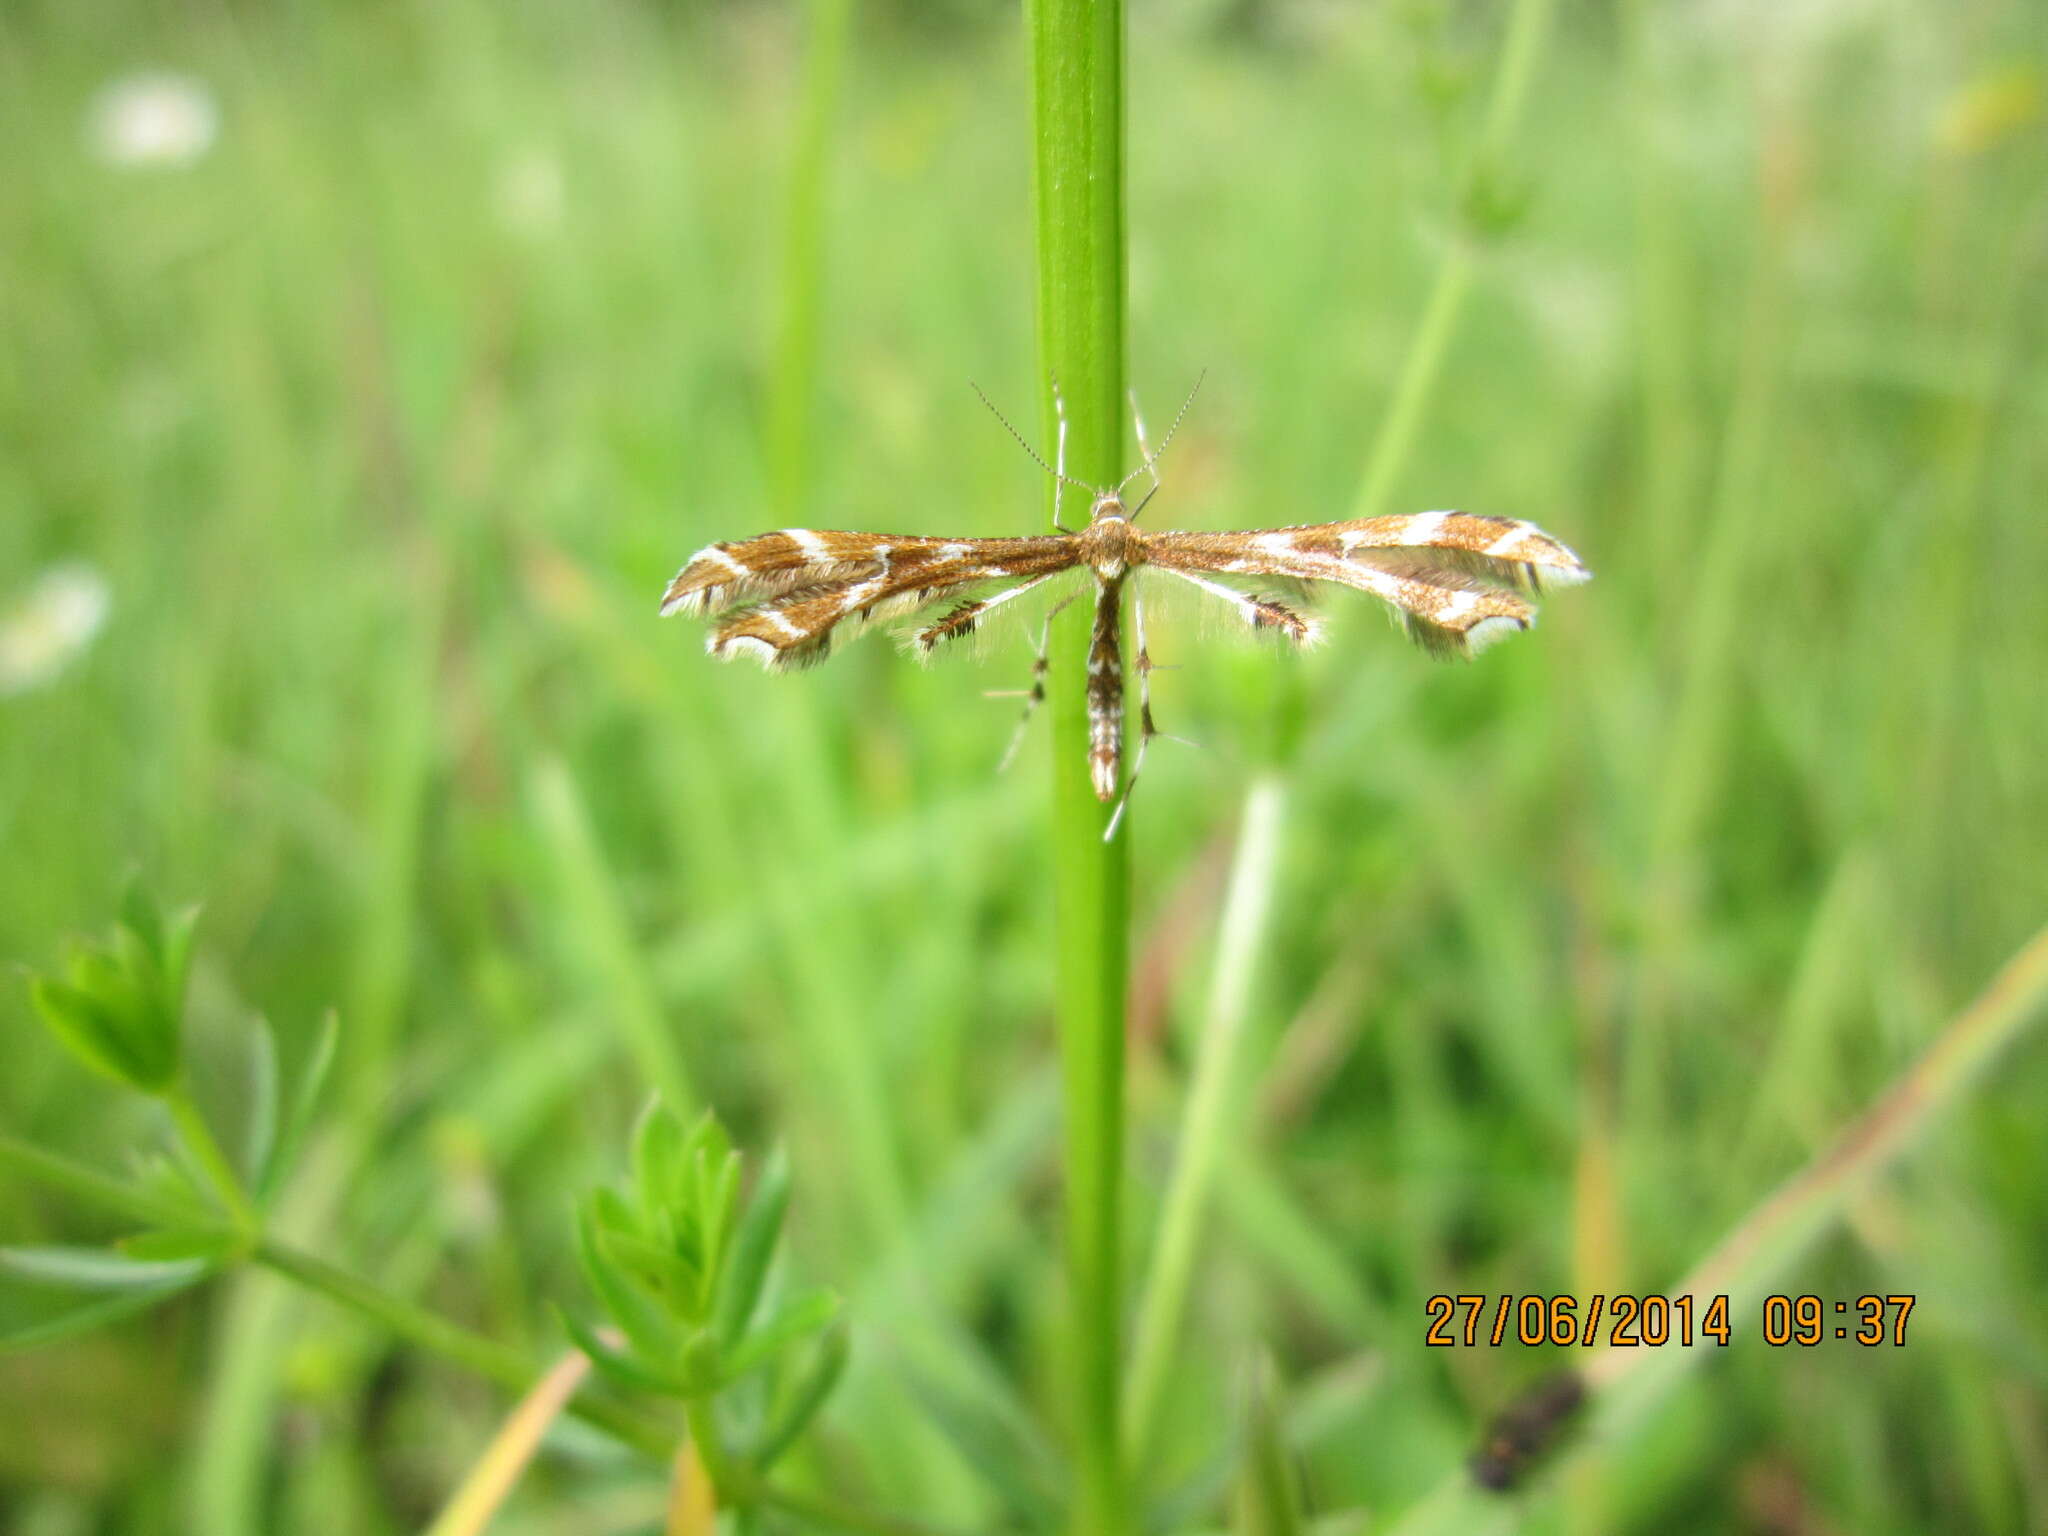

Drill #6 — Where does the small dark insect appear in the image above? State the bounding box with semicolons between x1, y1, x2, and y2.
660;377;1590;834
1469;1370;1588;1492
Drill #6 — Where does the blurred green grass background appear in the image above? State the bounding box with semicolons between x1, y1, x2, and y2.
3;1;2046;1532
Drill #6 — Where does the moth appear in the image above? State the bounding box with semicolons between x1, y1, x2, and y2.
659;379;1590;833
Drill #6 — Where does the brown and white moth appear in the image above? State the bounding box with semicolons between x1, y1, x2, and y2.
659;380;1589;832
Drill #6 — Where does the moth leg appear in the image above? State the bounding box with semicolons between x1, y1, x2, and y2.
1051;376;1072;532
1149;565;1321;645
911;572;1058;657
993;594;1076;773
1104;587;1176;841
1119;370;1203;518
1129;388;1162;498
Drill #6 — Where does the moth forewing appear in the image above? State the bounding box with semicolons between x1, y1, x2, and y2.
660;528;902;617
688;532;1084;672
1141;511;1587;660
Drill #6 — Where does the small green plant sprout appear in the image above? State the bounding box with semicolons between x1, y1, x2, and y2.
5;884;339;1339
563;1103;848;1495
27;879;196;1097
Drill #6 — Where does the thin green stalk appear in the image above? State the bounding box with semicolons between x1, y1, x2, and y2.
1351;0;1559;523
683;1396;740;1505
251;1240;674;1458
1621;0;1700;596
530;756;696;1114
751;1480;977;1536
1475;0;1558;166
165;1080;258;1233
255;1240;935;1535
1027;0;1129;1530
1124;775;1285;1467
766;0;852;519
757;0;923;1268
1631;142;1791;1080
1351;257;1475;522
0;1135;213;1229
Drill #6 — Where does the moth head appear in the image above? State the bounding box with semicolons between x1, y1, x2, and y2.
1088;492;1129;524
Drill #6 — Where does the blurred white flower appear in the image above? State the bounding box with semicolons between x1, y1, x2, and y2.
88;71;219;169
496;149;564;237
0;564;112;697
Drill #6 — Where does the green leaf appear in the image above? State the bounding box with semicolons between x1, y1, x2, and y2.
899;1359;1064;1530
593;1224;703;1306
118;877;167;961
558;1306;693;1398
1235;1355;1305;1536
631;1098;688;1226
700;1148;742;1311
1460;162;1535;240
715;1146;789;1347
752;1319;848;1472
161;904;201;1015
258;1010;339;1201
30;976;173;1093
588;1185;639;1237
0;1245;209;1291
26;899;187;1095
116;882;200;1017
678;1328;722;1395
0;1137;209;1229
130;1149;212;1219
720;1289;840;1383
0;1281;201;1355
244;1017;279;1190
118;1227;248;1266
683;1109;734;1171
576;1200;683;1359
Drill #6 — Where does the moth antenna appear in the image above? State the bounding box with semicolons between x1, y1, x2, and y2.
1115;368;1206;497
971;381;1096;499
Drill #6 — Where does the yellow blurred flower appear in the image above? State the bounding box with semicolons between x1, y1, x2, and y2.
1936;63;2043;156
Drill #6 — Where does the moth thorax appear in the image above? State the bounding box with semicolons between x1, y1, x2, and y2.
1079;500;1135;577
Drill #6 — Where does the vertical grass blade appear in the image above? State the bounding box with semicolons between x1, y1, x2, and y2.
765;0;853;521
1350;0;1559;523
1026;0;1129;1529
531;755;695;1115
1125;775;1285;1468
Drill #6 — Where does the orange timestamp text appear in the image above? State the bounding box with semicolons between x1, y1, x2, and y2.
1426;1293;1917;1348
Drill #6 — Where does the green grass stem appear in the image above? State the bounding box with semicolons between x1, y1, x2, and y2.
0;1135;211;1230
1027;0;1130;1528
766;0;853;520
1124;775;1284;1468
252;1237;676;1458
164;1079;258;1233
530;755;696;1115
1350;0;1558;523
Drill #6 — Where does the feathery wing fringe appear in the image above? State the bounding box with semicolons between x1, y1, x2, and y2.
1146;510;1587;658
677;534;1081;671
